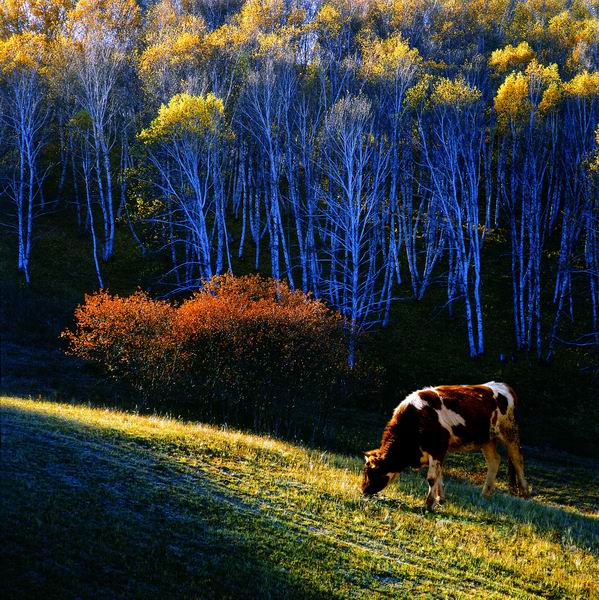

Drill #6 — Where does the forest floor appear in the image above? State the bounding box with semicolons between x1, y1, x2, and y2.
2;396;597;599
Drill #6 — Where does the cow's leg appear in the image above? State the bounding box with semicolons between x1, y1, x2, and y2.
505;439;530;497
426;456;444;509
481;441;501;497
499;421;530;497
438;473;445;504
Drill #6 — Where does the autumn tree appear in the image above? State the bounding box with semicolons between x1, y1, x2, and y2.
1;0;597;361
139;91;228;284
418;76;486;356
0;32;51;283
360;32;421;317
320;94;389;367
494;59;563;354
61;0;140;260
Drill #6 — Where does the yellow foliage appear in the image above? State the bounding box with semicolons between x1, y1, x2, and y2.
170;32;206;65
0;31;48;75
489;42;535;73
548;10;574;43
467;0;512;31
1;0;75;37
576;17;599;45
138;22;211;95
570;0;599;20
405;74;432;109
390;0;427;30
255;26;301;60
143;0;203;45
313;3;343;36
0;0;22;37
139;92;224;144
360;32;421;82
256;31;282;54
203;0;303;56
495;60;562;127
229;0;285;46
139;1;211;96
548;10;599;49
510;0;568;43
144;0;177;42
431;76;481;106
494;72;531;124
287;7;306;28
591;124;599;172
563;70;599;97
205;25;234;51
538;83;561;113
138;42;168;84
567;21;599;69
525;59;560;88
67;0;140;41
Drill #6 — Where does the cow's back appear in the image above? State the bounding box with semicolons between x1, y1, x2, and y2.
389;382;518;455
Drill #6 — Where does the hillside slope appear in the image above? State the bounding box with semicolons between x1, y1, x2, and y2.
1;397;597;599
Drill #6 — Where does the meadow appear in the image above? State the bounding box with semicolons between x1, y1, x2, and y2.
2;396;598;599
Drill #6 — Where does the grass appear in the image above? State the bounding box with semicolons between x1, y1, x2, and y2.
2;396;597;599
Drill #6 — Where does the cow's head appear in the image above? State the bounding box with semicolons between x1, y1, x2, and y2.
361;449;397;495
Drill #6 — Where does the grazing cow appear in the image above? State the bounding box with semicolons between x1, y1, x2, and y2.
361;382;530;507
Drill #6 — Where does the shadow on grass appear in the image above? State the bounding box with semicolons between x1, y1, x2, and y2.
4;400;599;571
1;406;339;599
2;338;598;518
441;446;599;516
326;442;598;550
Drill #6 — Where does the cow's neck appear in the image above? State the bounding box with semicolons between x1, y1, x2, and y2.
379;421;400;468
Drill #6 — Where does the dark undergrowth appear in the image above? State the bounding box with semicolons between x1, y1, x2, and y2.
1;210;598;455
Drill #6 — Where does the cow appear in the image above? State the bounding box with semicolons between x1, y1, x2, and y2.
361;382;530;508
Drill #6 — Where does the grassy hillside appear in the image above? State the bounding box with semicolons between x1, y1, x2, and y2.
2;396;597;599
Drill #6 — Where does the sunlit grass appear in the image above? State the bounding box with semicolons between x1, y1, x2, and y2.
2;396;597;599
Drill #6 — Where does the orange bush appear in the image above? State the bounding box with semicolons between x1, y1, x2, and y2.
63;275;351;433
62;290;180;399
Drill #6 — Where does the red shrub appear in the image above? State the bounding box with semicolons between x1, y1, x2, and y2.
63;275;352;432
62;290;181;399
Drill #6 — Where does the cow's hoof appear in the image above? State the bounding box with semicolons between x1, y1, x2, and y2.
520;486;532;499
510;484;532;498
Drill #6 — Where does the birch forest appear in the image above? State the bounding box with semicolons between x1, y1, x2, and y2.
1;0;598;363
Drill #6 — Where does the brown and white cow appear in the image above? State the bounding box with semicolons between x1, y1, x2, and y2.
361;382;530;507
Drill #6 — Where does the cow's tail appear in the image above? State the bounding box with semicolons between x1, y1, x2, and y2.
506;383;518;415
506;383;521;494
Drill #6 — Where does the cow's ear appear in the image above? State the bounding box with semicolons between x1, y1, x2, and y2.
364;449;380;464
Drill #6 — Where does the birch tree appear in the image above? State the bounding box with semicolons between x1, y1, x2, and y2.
0;32;50;283
419;76;486;356
320;94;389;367
62;0;140;260
139;92;227;285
